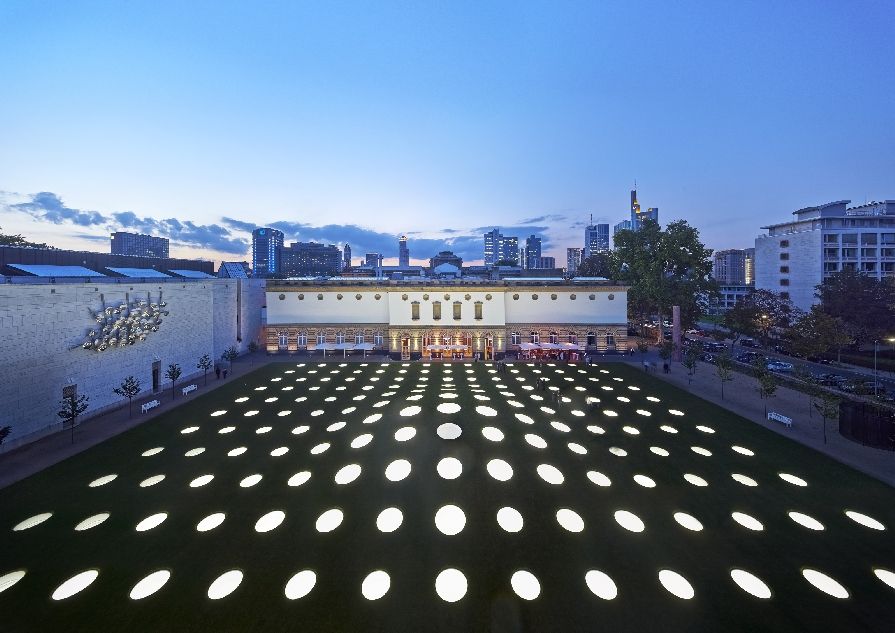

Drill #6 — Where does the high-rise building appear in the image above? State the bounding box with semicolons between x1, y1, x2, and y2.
566;247;582;275
502;236;519;265
713;249;749;285
110;232;169;258
629;187;659;231
538;256;556;269
613;220;632;235
280;242;341;277
755;199;895;310
398;235;410;267
583;220;610;259
343;244;352;270
252;228;284;277
744;248;755;285
483;228;501;265
365;253;384;268
523;235;542;270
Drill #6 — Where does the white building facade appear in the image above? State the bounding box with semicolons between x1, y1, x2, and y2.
265;279;628;360
755;200;895;310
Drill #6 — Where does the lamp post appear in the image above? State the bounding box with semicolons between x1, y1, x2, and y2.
874;340;879;398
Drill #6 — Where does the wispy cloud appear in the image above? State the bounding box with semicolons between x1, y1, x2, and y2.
12;192;106;227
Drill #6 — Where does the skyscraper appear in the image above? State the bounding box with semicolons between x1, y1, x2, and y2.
630;187;659;230
343;244;352;270
398;235;410;266
365;253;383;268
566;247;582;275
110;232;169;258
252;227;284;277
501;236;519;264
524;235;542;269
280;242;341;277
483;228;501;265
613;219;632;235
583;219;610;259
712;249;749;285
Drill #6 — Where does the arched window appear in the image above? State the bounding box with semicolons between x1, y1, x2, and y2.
530;331;540;344
606;333;615;348
296;331;307;347
587;331;596;346
277;331;288;350
549;331;558;344
511;331;521;345
336;331;345;344
568;332;578;345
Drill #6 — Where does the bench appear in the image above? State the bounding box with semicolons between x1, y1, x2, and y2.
141;399;160;414
767;411;792;428
182;384;198;396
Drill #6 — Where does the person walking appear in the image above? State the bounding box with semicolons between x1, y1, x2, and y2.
215;365;221;380
223;369;228;379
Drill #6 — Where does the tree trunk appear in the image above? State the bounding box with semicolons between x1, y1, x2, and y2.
172;381;176;400
128;397;133;418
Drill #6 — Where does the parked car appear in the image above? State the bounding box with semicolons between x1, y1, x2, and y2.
699;353;717;364
766;360;794;372
736;352;763;363
740;338;757;347
817;373;847;386
807;356;834;365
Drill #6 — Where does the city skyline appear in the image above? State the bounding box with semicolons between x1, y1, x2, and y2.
1;1;894;265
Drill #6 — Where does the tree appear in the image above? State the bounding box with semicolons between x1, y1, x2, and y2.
610;220;716;341
247;341;259;364
683;343;701;385
577;253;612;278
165;364;182;400
723;289;798;348
757;372;779;417
113;375;141;418
57;393;89;444
816;270;895;348
658;341;676;365
792;364;819;418
787;308;853;362
222;346;239;370
0;426;11;445
197;354;213;385
0;226;52;249
812;392;840;444
716;352;734;399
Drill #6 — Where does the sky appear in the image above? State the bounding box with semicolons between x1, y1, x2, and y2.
1;0;894;267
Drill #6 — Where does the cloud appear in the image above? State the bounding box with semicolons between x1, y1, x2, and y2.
517;213;567;225
12;191;106;227
221;216;260;233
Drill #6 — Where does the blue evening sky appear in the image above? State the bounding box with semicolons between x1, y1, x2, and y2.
1;0;893;265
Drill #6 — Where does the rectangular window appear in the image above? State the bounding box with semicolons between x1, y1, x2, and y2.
511;332;520;345
841;233;858;244
411;302;420;321
823;234;839;244
842;248;857;259
779;240;789;247
568;333;577;344
779;266;789;273
881;233;895;245
531;332;540;344
355;333;365;345
374;331;384;346
297;332;307;346
453;302;461;320
474;302;483;320
881;248;895;258
861;248;877;258
780;278;790;286
882;262;894;272
779;253;789;260
432;302;441;320
860;233;877;245
861;262;876;272
316;333;326;345
823;262;838;272
824;248;838;260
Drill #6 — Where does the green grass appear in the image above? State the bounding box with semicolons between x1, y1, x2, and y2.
1;361;894;633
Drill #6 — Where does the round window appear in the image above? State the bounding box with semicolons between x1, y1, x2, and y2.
570;294;576;300
550;294;557;300
423;294;429;300
317;294;323;300
375;294;381;300
337;294;343;300
589;294;595;300
298;293;304;300
355;294;362;300
608;293;615;300
512;294;519;300
532;294;538;300
278;294;285;300
485;294;492;300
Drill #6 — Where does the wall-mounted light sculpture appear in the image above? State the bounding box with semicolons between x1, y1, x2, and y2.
81;292;169;352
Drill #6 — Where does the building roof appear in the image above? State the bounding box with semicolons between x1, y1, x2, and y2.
106;267;172;278
217;262;250;278
7;264;105;277
168;269;216;279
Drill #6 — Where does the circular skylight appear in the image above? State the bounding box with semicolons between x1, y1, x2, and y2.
556;508;584;532
486;459;513;481
587;471;611;487
482;426;504;441
52;570;98;600
350;433;373;448
13;512;52;531
434;504;466;535
536;464;564;485
207;570;243;599
385;459;412;481
129;570;171;600
673;512;703;531
731;512;763;531
730;569;772;599
658;569;694;599
361;570;390;600
683;474;707;487
650;446;670;456
437;423;462;439
288;471;311;487
788;511;824;531
0;570;26;595
335;464;362;484
240;474;262;487
436;403;462;414
394;427;417;442
284;570;316;600
135;513;167;532
196;513;225;532
510;570;540;600
190;474;214;487
633;475;656;488
496;507;523;532
614;510;645;532
779;473;808;487
845;510;885;530
376;507;403;532
141;447;164;457
435;568;467;602
315;509;344;532
524;434;548;449
802;569;848;598
74;512;110;531
585;570;618;600
255;510;285;533
139;475;165;487
88;474;117;487
437;457;462;479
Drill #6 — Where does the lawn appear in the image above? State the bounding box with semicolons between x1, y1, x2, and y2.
1;361;893;632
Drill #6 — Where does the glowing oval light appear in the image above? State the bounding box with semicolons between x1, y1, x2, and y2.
515;413;535;425
235;396;249;402
437;423;462;439
394;427;417;442
310;443;330;455
684;474;708;487
622;426;640;435
75;513;110;531
660;425;678;434
277;410;292;416
400;406;421;417
497;507;523;532
292;425;310;435
556;508;584;533
363;413;382;424
845;511;885;531
476;405;497;417
779;473;808;487
609;447;627;457
185;447;206;457
669;409;685;416
13;512;52;531
210;410;227;417
650;446;670;456
361;570;390;600
874;568;895;590
240;474;262;488
270;446;289;457
351;433;373;448
255;510;285;533
207;570;243;599
376;507;403;532
326;422;346;432
285;570;316;600
567;442;587;455
525;434;547;449
510;570;540;600
603;410;618;417
731;474;758;487
537;464;564;485
587;425;606;435
789;512;825;531
0;570;26;594
335;464;362;485
129;570;171;600
482;427;504;442
196;513;225;532
287;471;311;487
658;570;694;599
434;504;466;536
550;421;571;433
315;509;344;532
614;510;645;533
587;471;611;487
89;474;117;487
732;512;764;531
140;475;165;487
142;447;164;457
437;457;462;479
136;513;167;532
732;445;754;456
437;403;462;414
385;459;412;482
486;459;513;481
691;446;712;456
730;569;772;599
633;475;656;488
673;512;703;531
435;568;467;602
585;570;618;600
181;426;199;434
696;425;715;434
802;569;848;598
52;570;98;600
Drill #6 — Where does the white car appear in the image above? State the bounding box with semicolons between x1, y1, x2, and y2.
766;360;793;372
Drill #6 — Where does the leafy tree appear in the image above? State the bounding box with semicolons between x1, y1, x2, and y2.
683;343;701;385
165;364;182;400
787;308;853;362
757;372;779;417
816;270;895;348
716;352;734;399
812;392;840;444
610;220;716;341
247;341;259;364
113;375;141;418
723;289;798;348
197;353;213;385
0;226;52;249
222;346;239;370
658;341;675;363
577;253;612;278
57;392;89;444
0;426;11;445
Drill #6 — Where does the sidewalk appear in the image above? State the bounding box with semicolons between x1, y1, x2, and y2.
640;360;895;487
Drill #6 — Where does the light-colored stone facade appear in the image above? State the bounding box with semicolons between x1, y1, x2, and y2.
0;278;264;447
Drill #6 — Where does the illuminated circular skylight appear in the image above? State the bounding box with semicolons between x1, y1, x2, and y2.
510;570;540;600
315;509;344;532
228;447;247;457
363;413;382;424
845;510;885;530
732;446;755;456
74;512;110;531
437;423;462;439
190;474;214;487
779;473;808;487
551;421;571;433
181;426;199;434
482;426;504;441
587;471;611;487
556;508;584;532
129;570;171;600
361;570;390;600
516;413;536;425
394;427;417;442
376;507;403;532
351;433;373;448
141;447;164;457
255;426;272;434
435;568;467;602
496;507;523;532
476;406;497;417
255;510;285;532
196;513;225;532
731;512;763;531
614;510;645;533
658;569;694;599
310;443;330;455
437;403;462;414
585;570;618;600
270;446;289;457
288;471;311;487
609;447;627;457
691;446;712;456
730;569;772;599
218;426;236;434
240;474;262;487
731;474;758;487
335;464;362;484
0;570;26;594
788;512;824;531
52;570;98;600
13;512;52;531
437;457;462;479
284;570;316;600
207;570;243;599
139;475;165;487
802;569;848;598
385;459;412;481
486;459;513;481
633;474;656;488
660;425;678;434
434;504;466;535
622;426;640;435
89;474;117;487
873;568;895;590
650;446;670;456
537;464;564;485
327;422;346;432
135;513;167;532
292;425;310;435
673;512;703;531
683;474;707;487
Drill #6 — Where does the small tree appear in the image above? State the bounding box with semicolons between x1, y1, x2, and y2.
757;372;779;417
716;352;734;399
197;353;212;385
247;341;259;365
113;375;141;418
165;363;182;400
792;365;818;418
222;346;239;370
813;392;840;444
683;344;701;385
659;341;676;365
57;393;89;444
0;426;11;445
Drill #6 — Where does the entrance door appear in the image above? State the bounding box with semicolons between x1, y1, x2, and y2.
485;337;493;360
152;360;161;392
401;337;410;360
